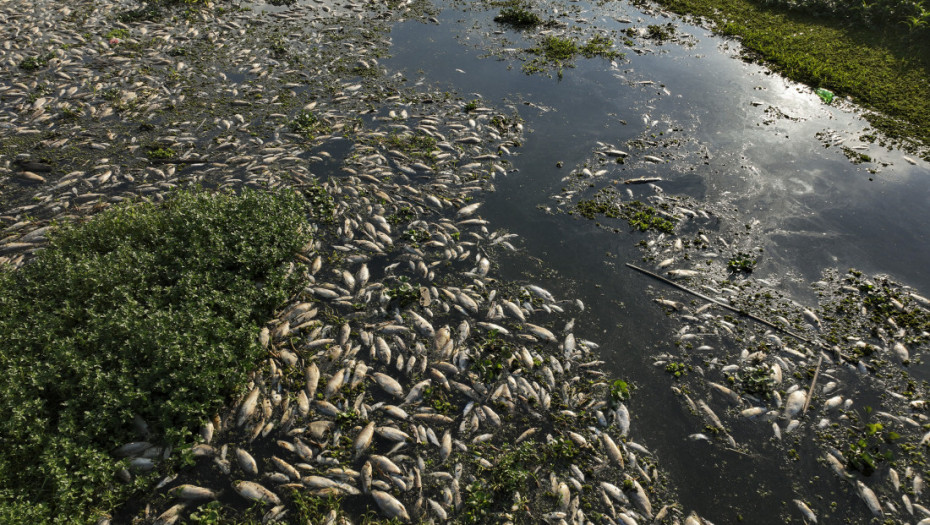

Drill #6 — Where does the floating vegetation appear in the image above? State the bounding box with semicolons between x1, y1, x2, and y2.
576;193;678;234
146;146;176;160
524;34;622;76
727;251;758;273
290;110;329;139
493;3;543;27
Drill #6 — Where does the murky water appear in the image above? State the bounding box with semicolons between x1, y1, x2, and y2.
385;2;930;522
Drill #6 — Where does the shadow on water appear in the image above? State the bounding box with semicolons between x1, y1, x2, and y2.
384;1;930;523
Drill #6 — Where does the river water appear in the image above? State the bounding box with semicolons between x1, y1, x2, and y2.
384;1;930;523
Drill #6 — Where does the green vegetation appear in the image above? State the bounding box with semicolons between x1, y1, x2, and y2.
146;146;177;160
524;35;622;76
626;201;676;233
0;189;310;522
665;361;689;378
494;4;544;27
538;36;579;61
576;193;677;234
650;0;930;155
290;110;329;139
609;379;632;404
737;365;775;398
104;28;130;40
473;330;513;382
384;132;438;163
646;23;677;41
464;438;581;523
845;414;900;475
386;278;421;308
841;146;873;164
727;251;757;273
403;227;431;246
19;53;54;72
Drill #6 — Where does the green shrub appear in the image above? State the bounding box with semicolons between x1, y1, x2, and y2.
0;188;310;522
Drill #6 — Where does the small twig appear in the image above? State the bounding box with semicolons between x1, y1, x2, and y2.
626;263;821;348
802;354;823;415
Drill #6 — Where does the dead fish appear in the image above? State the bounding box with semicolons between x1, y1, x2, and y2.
793;500;817;523
234;481;281;505
355;421;376;457
802;309;822;330
236;448;258;476
171;484;218;500
655;298;682;310
893;342;909;363
525;323;556;343
154;503;186;525
784;389;806;418
372;490;410;521
856;480;883;517
236;387;260;427
601;434;625;469
373;372;404;398
306;364;320;399
456;202;482;218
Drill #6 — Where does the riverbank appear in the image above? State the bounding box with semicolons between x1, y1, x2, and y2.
647;0;930;158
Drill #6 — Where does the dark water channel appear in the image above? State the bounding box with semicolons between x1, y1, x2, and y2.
384;2;930;523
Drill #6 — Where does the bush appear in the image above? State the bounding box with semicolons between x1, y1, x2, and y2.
0;188;310;522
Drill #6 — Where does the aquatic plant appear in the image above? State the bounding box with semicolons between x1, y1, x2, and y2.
727;251;757;273
610;379;632;403
0;189;310;522
494;4;543;27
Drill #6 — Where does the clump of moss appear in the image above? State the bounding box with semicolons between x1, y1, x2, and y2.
0;188;310;522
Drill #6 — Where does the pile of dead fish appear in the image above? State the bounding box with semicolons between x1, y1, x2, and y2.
124;108;702;523
0;0;719;523
554;139;930;523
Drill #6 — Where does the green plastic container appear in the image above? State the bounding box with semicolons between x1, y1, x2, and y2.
815;88;834;104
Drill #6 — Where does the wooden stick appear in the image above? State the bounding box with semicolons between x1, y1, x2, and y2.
626;263;821;348
802;354;824;415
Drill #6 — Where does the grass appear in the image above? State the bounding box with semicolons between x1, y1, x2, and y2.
649;0;930;156
0;188;311;523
